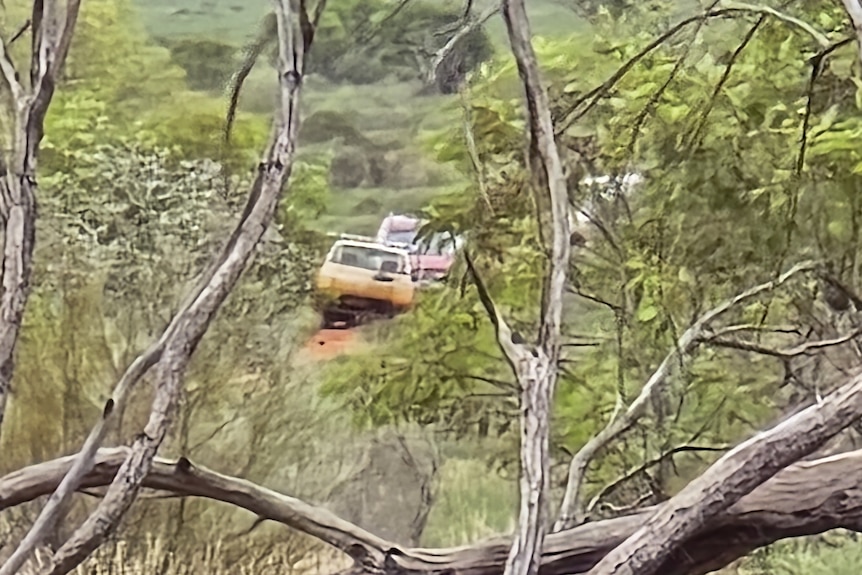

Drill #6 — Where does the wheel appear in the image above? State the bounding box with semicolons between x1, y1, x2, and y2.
321;309;340;329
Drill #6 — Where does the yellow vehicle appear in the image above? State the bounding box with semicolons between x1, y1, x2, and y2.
315;235;416;328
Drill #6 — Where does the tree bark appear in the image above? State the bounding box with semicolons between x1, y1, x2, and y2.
0;447;860;575
0;0;81;439
480;2;574;575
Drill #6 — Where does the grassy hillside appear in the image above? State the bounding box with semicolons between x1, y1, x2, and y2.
134;0;584;45
130;0;584;236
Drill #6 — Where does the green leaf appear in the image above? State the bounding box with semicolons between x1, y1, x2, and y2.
636;301;659;323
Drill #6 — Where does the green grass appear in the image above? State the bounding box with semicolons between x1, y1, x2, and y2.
422;457;517;548
132;0;269;43
132;0;582;49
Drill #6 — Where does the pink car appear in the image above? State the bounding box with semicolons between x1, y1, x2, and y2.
375;213;461;283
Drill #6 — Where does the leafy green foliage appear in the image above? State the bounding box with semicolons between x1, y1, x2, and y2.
40;0;267;175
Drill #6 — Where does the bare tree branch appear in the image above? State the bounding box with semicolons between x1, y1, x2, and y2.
554;261;817;531
0;30;24;102
0;448;391;561
705;327;862;359
585;366;862;575
462;250;521;370
721;1;829;47
0;0;82;440
460;86;494;215
0;1;319;573
225;13;277;145
585;444;732;515
556;4;831;135
8;19;32;45
426;2;500;87
1;448;862;575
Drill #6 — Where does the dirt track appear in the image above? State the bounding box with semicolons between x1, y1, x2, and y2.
301;328;359;360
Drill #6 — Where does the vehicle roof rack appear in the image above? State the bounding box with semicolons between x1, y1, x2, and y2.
337;232;379;242
326;232;415;251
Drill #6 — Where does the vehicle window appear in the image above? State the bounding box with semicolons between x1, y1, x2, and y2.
386;230;417;245
332;245;407;273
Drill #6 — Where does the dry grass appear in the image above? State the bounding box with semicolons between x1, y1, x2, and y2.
21;536;350;575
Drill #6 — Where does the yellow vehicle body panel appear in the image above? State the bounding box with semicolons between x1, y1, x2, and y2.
316;261;415;308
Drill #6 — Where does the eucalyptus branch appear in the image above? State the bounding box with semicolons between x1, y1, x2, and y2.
709;323;803;337
566;286;622;313
557;3;831;135
0;29;22;102
499;1;574;574
0;0;82;443
719;1;829;47
553;260;817;531
555;8;740;135
627;0;722;156
9;19;31;45
460;87;494;214
688;15;764;150
587;364;862;575
462;250;522;371
354;0;413;44
705;327;862;359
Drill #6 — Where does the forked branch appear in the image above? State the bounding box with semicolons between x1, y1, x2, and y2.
554;261;817;530
496;1;574;575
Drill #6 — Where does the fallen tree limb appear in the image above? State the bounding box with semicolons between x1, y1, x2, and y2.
586;368;862;575
0;447;860;575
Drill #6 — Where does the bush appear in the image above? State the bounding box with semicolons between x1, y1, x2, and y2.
300;110;370;146
161;37;240;92
331;50;392;85
329;147;369;188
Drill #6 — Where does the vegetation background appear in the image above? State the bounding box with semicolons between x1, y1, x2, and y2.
2;0;862;573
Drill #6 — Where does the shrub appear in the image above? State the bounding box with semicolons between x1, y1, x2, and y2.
161;37;240;92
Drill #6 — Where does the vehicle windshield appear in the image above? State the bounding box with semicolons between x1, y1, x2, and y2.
331;244;407;273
